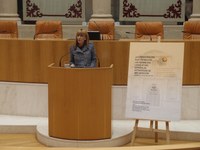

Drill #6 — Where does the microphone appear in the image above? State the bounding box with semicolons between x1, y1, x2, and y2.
93;21;101;31
126;31;134;34
182;31;191;33
59;53;69;67
96;56;100;67
34;30;58;39
93;21;103;40
39;29;58;34
182;31;200;34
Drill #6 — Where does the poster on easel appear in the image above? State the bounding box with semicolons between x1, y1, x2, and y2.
125;42;184;121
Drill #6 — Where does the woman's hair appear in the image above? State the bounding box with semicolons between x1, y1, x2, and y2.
75;29;89;46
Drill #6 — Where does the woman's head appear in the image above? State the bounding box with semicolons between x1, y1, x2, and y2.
76;29;89;47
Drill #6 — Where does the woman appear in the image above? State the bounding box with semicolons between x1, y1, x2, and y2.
69;29;97;68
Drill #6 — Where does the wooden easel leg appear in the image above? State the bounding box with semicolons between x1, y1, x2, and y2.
155;121;158;143
131;119;139;145
131;119;170;145
150;120;153;129
166;121;170;144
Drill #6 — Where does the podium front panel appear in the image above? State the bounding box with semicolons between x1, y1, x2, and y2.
48;66;113;140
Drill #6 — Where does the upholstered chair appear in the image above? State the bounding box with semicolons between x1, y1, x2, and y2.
135;22;164;40
183;21;200;39
34;20;63;39
0;20;18;38
88;20;115;40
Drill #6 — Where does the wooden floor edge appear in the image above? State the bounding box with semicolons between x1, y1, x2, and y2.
0;143;200;150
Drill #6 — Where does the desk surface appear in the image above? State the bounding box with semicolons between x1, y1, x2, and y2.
0;39;200;85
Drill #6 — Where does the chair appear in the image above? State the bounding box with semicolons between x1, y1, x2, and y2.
0;20;18;38
183;21;200;39
88;20;115;40
34;20;63;39
135;22;164;40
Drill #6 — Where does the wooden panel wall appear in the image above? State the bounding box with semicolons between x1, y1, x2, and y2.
0;39;73;83
0;39;200;85
183;41;200;85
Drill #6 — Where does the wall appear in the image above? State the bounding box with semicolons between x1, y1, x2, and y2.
0;82;199;120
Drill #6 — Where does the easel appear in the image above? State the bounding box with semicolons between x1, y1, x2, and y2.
131;119;170;145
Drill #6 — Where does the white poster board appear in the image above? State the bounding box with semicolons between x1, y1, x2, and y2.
126;42;184;121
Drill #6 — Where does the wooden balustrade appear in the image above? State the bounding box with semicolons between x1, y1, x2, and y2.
0;39;200;85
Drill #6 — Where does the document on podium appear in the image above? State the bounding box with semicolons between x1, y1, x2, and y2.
125;42;184;121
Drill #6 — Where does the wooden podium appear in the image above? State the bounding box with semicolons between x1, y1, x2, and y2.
48;64;113;140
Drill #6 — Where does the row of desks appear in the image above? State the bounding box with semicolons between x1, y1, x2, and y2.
0;39;200;85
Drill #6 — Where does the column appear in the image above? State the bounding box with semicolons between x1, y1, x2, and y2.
0;0;21;22
189;0;200;20
90;0;114;21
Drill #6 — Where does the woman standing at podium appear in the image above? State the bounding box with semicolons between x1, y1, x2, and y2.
69;29;97;68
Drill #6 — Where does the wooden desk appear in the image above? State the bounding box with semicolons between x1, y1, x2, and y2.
0;39;200;85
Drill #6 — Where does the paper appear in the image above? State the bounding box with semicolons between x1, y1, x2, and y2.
126;42;184;121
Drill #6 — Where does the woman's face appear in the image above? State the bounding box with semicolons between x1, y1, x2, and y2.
77;33;86;47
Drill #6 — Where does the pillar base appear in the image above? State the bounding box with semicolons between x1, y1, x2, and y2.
90;14;114;22
0;14;21;24
91;14;113;19
189;14;200;20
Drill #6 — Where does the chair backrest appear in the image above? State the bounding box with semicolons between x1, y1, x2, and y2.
0;20;18;38
183;21;200;39
34;20;63;39
88;20;115;40
135;22;164;40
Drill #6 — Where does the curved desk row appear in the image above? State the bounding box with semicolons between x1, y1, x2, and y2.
0;39;200;85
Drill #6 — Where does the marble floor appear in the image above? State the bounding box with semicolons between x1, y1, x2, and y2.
0;115;200;147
